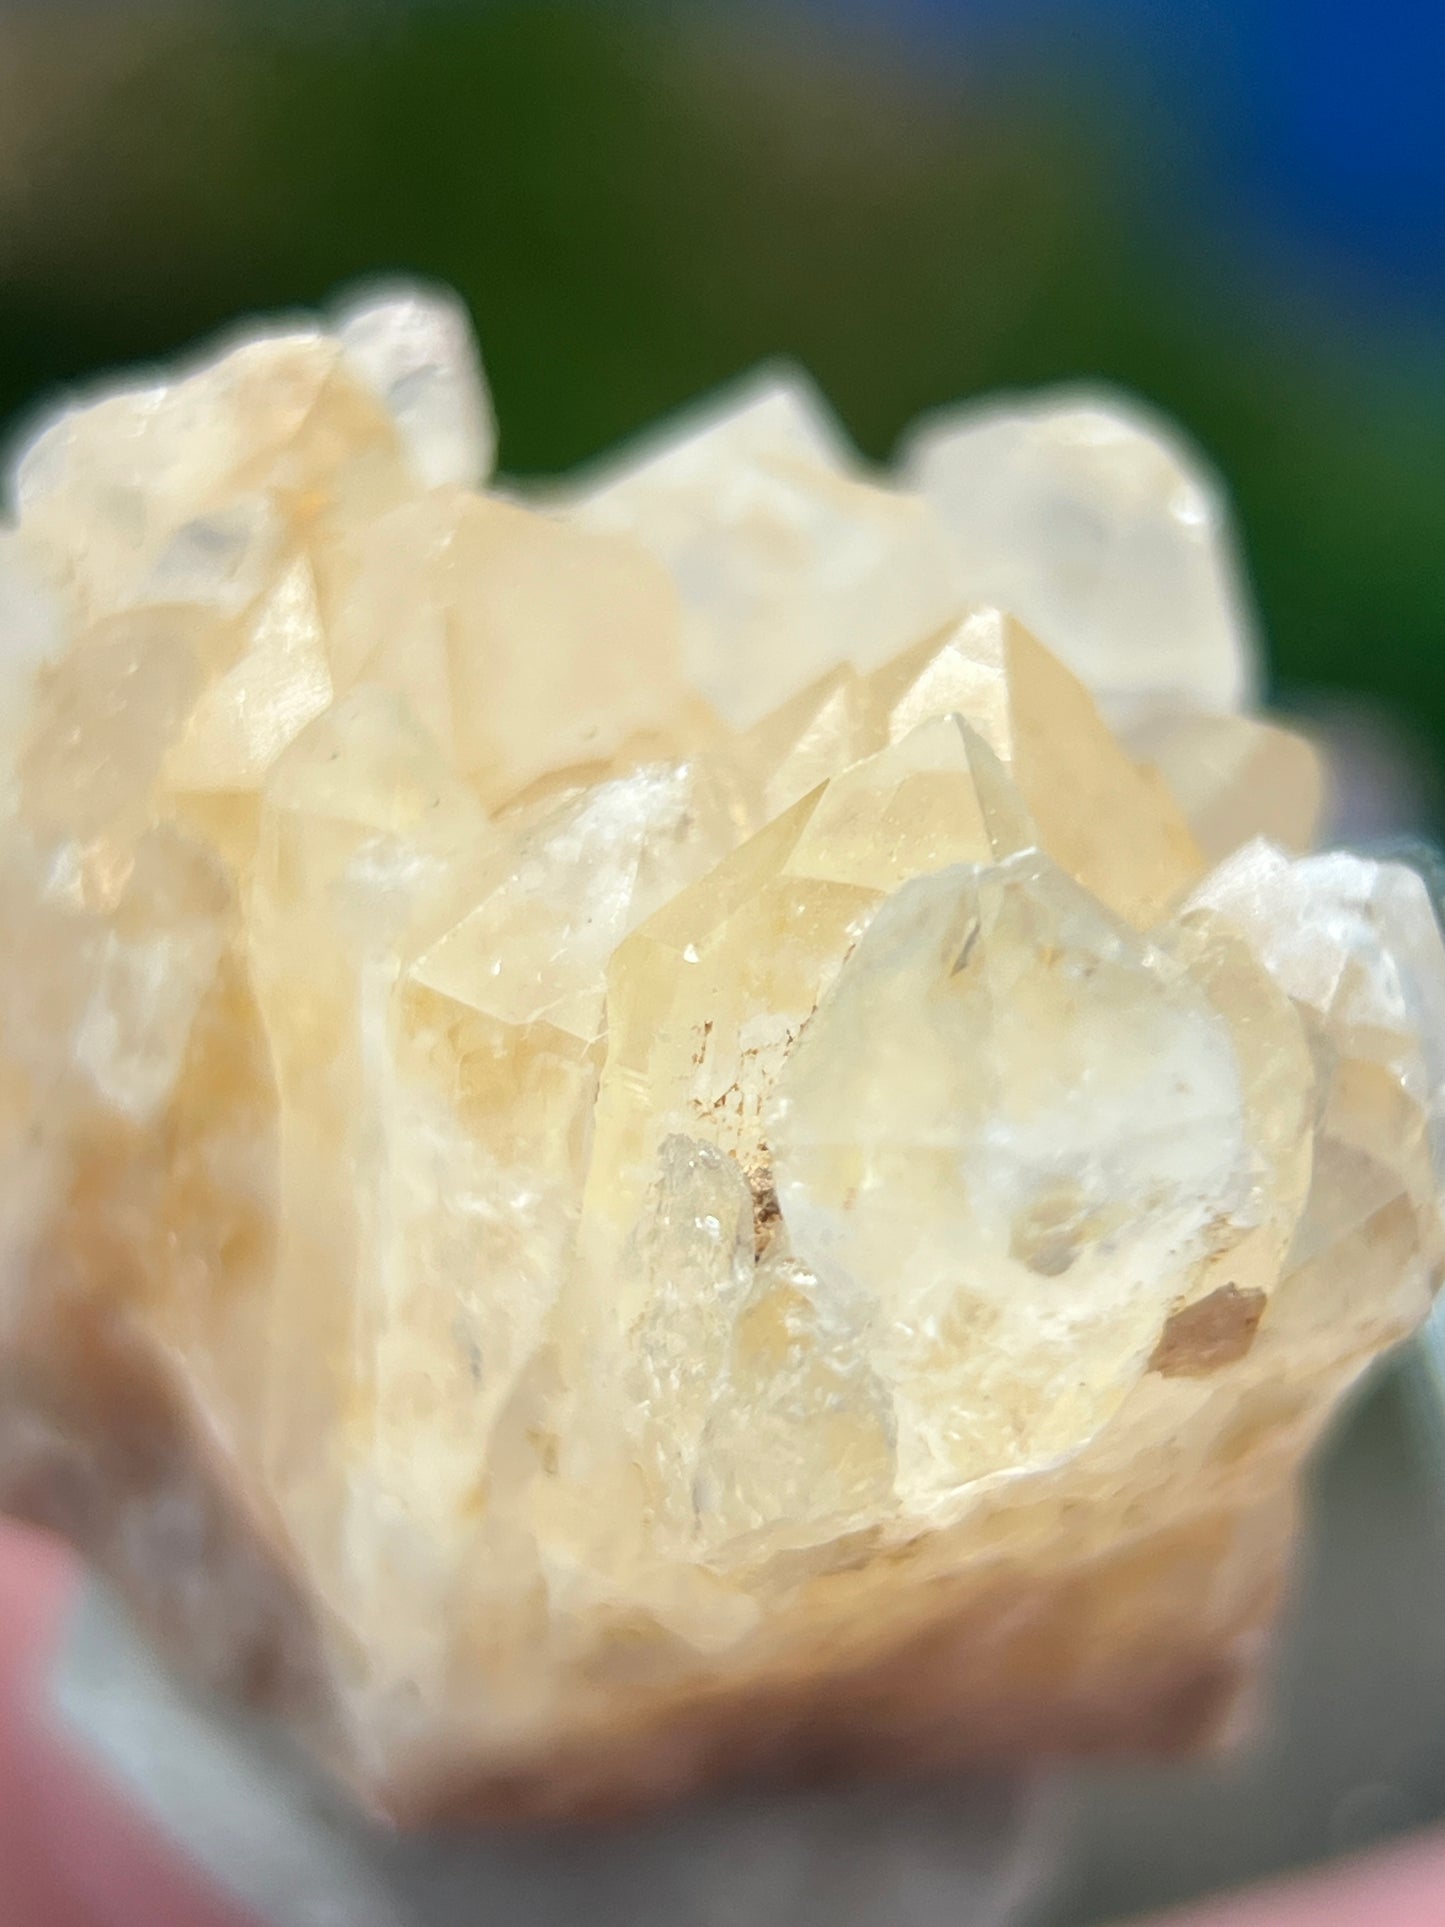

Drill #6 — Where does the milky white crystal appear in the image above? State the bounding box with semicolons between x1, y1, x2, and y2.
0;287;1439;1825
335;282;496;491
575;369;963;729
901;387;1257;722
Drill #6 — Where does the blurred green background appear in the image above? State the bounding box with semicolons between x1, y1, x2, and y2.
1;0;1442;816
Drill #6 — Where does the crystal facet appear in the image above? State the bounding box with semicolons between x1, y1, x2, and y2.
0;290;1438;1825
901;387;1256;723
575;370;963;729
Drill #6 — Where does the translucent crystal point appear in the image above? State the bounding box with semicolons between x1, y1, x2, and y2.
868;607;1204;924
334;283;495;490
1126;707;1325;861
901;387;1256;722
325;488;688;807
573;369;962;728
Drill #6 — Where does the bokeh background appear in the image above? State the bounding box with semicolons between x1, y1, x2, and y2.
1;0;1443;806
1;4;1444;1924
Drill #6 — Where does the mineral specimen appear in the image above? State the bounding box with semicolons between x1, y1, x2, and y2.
0;286;1440;1826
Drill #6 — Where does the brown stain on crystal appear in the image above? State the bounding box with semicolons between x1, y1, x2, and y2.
1149;1285;1267;1379
746;1152;783;1259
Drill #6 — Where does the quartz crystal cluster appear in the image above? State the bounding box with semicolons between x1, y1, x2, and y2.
1;287;1441;1824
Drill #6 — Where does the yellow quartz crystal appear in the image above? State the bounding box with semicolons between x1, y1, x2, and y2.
0;288;1439;1824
